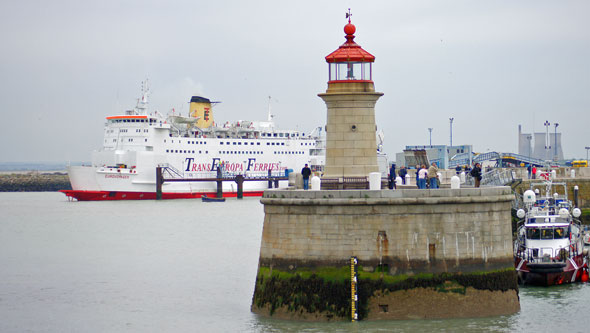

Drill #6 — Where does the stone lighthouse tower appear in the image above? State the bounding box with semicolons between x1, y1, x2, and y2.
318;14;383;179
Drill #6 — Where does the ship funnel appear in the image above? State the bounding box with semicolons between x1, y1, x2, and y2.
189;96;214;128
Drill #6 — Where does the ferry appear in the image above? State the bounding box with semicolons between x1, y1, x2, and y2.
61;82;388;201
514;180;589;285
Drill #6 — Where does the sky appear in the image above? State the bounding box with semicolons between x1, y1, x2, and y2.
1;0;589;163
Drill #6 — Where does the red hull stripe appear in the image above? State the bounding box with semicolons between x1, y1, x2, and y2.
59;190;264;201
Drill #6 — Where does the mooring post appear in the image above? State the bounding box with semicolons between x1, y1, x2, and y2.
267;170;273;189
236;175;244;199
156;166;163;200
216;168;223;198
574;185;579;208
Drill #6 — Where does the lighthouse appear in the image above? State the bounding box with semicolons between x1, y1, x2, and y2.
318;12;384;179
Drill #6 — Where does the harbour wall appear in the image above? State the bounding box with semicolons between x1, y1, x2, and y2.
0;172;71;192
252;187;519;321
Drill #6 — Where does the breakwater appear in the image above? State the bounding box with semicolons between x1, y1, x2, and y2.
0;172;71;192
252;187;519;321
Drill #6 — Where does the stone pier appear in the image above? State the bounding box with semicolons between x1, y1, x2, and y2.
251;187;520;321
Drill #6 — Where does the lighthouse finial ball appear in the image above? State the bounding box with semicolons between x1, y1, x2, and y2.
344;23;356;36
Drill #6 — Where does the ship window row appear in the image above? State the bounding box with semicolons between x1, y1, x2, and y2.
220;142;261;146
166;150;209;154
261;132;302;138
301;142;314;146
220;151;263;155
274;151;304;155
266;142;286;146
167;139;208;145
110;119;151;123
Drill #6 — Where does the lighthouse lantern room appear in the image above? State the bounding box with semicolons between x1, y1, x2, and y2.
325;11;375;82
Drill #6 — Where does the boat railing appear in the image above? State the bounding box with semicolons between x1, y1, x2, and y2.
515;246;571;264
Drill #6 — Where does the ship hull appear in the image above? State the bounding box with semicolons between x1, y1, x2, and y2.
60;189;264;201
515;255;587;286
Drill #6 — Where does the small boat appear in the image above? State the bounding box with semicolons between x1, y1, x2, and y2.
202;195;225;202
514;180;589;286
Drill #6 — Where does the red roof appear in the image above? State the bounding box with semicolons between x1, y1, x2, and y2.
325;22;375;63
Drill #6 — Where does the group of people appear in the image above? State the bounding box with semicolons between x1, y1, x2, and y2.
302;161;484;190
416;163;440;189
389;162;483;189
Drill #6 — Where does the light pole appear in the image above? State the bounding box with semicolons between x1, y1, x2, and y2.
553;123;559;162
526;135;532;178
544;120;550;160
586;146;590;165
428;128;433;146
526;134;532;161
449;118;454;147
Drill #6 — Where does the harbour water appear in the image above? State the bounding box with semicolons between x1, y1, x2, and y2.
1;192;589;332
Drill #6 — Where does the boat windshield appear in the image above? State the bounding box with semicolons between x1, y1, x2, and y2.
526;227;567;240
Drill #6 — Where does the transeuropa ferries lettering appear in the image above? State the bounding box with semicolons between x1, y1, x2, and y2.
185;158;285;172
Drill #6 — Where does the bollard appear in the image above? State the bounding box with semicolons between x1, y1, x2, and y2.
311;176;321;190
395;176;402;187
551;169;557;180
405;174;410;185
574;185;579;208
369;172;381;190
451;175;460;189
571;169;576;178
460;171;466;183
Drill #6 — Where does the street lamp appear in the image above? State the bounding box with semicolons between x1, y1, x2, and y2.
428;128;433;146
553;123;559;162
544;120;551;160
449;118;454;147
586;146;590;165
526;135;532;161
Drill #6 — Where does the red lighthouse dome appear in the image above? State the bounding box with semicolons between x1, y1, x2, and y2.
325;14;375;82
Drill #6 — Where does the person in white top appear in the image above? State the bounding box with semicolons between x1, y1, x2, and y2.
418;165;428;189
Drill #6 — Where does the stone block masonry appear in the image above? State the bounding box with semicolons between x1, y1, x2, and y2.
252;187;519;321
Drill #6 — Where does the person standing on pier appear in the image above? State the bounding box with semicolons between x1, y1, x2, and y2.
389;164;396;189
301;164;311;190
399;166;407;185
428;162;439;189
418;165;428;189
471;163;482;188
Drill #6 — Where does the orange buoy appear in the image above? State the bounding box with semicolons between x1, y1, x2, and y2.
581;269;589;283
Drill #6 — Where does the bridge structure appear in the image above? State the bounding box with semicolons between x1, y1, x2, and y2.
449;151;550;169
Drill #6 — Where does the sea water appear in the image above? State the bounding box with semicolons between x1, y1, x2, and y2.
0;193;589;332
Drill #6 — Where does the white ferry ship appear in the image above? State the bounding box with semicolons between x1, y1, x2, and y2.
60;83;340;201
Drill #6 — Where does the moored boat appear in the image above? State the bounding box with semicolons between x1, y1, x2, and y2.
514;180;589;286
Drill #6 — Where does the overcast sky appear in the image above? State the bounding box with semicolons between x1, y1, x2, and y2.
1;0;589;163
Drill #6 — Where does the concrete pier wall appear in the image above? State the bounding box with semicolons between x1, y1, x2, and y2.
252;187;519;320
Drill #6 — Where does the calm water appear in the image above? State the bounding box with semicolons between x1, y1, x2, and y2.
1;193;589;332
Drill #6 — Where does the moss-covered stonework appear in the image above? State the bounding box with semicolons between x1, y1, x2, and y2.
251;266;518;321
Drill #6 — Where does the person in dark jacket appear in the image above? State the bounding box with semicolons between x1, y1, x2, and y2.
301;164;311;190
470;163;482;187
399;166;407;185
388;164;396;189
